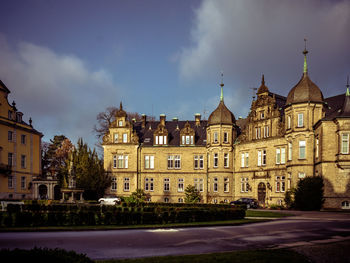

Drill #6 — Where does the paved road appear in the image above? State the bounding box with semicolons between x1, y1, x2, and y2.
0;211;350;260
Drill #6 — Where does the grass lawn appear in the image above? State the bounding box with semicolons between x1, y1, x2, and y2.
245;210;292;218
97;249;309;263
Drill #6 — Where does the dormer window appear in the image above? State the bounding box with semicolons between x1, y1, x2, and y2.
180;121;195;146
182;135;194;145
123;133;128;143
118;120;123;127
260;111;265;119
155;135;167;145
114;133;119;143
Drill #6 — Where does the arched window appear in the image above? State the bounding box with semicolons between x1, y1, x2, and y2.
341;201;350;209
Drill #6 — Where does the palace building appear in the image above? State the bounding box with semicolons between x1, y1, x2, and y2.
103;48;350;210
0;80;44;200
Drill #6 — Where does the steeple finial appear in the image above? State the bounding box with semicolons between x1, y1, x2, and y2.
303;38;308;74
220;72;224;101
261;74;265;85
346;76;350;97
120;101;123;110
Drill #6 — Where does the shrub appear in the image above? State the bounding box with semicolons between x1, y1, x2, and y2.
294;176;324;211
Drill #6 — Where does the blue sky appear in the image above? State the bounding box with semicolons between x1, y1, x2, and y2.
1;0;349;150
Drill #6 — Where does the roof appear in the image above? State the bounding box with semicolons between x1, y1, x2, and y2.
208;100;235;125
0;80;10;94
133;120;208;146
257;75;269;94
286;73;324;105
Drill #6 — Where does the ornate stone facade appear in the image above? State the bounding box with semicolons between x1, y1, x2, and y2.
103;50;350;209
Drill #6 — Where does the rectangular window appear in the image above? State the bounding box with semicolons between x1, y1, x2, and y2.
21;134;26;144
21;155;26;169
174;155;181;169
245;153;249;167
258;150;262;166
111;177;117;191
156;135;167;145
241;153;245;168
186;135;190;144
299;140;306;159
168;155;174;169
297;113;304;127
258;127;261;139
21;176;26;190
224;178;229;192
281;147;286;164
288;142;292;161
276;176;286;192
241;178;248;193
263;126;266;138
255;127;258;139
213;177;218;192
223;132;228;143
115;155;128;168
276;148;281;164
213;132;218;143
194;178;203;192
316;138;319;158
298;172;306;179
178;178;184;192
8;131;13;141
144;155;154;169
260;111;265;119
145;178;154;191
341;134;349;154
124;178;130;191
164;178;170;191
8;175;14;189
8;153;13;166
287;115;291;129
123;133;128;143
194;155;204;169
259;149;267;166
118;120;123;126
276;176;280;192
224;153;229;168
114;133;118;143
8;110;12;120
214;153;218;168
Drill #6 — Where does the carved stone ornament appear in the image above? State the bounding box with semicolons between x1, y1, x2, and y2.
131;130;139;144
102;133;111;143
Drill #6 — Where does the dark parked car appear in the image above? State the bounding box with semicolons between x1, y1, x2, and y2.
230;198;259;209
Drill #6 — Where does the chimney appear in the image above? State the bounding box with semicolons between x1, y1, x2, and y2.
142;114;147;128
160;114;166;126
172;117;178;122
195;113;201;126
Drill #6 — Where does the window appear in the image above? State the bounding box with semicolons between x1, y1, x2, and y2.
8;110;12;120
281;148;286;164
297;113;304;127
213;153;218;168
124;178;130;191
8;153;13;166
262;150;266;165
145;178;154;191
316;138;319;158
21;134;26;144
298;172;305;179
114;133;119;143
182;135;194;145
213;132;218;143
299;140;306;159
288;142;292;161
123;133;128;143
111;177;117;191
224;178;229;192
164;178;170;191
287;173;291;190
8;175;14;189
287;115;291;129
194;178;203;192
144;155;154;169
258;150;266;166
21;155;26;169
276;176;286;192
341;201;350;209
114;155;128;168
167;155;180;169
223;132;228;143
224;153;229;168
178;198;184;203
245;153;249;167
21;176;26;190
256;127;261;139
155;135;167;145
341;134;349;154
175;155;181;169
178;178;184;192
164;197;169;203
8;131;13;141
264;126;269;138
276;148;281;164
241;153;245;168
118;120;123;126
260;111;265;119
194;155;204;169
258;150;262;166
213;177;218;192
241;178;249;192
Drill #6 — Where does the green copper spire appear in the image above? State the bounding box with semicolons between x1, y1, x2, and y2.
346;76;350;97
303;38;308;74
220;72;224;101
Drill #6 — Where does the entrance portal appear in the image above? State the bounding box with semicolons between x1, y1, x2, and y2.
38;185;48;200
258;182;266;206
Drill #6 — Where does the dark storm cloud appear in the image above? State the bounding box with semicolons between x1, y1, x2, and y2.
179;0;350;117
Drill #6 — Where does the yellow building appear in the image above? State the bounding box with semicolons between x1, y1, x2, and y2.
103;48;350;210
0;80;43;199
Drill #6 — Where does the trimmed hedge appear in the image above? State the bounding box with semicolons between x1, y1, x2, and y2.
0;203;245;227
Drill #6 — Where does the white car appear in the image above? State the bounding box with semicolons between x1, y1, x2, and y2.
98;197;121;205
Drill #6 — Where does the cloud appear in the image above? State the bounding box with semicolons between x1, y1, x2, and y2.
0;34;122;148
178;0;350;117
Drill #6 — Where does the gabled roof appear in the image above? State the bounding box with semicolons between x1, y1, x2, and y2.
0;80;10;94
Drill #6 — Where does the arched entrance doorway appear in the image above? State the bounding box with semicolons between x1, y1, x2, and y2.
38;185;48;200
258;182;266;206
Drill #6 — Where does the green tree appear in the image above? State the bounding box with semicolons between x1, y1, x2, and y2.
294;176;324;211
123;189;149;205
70;138;111;200
184;185;201;203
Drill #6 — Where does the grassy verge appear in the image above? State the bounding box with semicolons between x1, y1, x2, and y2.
0;218;268;232
245;210;292;218
97;249;309;263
